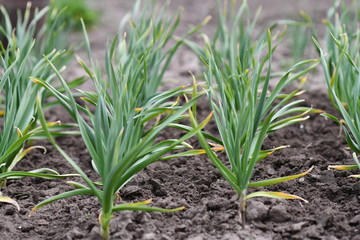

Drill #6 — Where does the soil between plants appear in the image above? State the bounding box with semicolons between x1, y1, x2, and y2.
1;91;360;240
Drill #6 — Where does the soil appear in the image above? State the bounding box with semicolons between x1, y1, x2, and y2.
1;0;360;240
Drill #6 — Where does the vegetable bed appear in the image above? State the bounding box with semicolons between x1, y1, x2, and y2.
2;92;359;239
1;0;360;239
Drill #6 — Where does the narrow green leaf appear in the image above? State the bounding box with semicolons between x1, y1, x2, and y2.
112;200;184;213
249;166;314;187
30;188;93;216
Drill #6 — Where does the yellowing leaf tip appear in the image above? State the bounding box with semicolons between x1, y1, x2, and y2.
306;165;315;174
328;165;358;171
312;109;325;113
203;15;212;25
0;197;20;211
349;175;360;178
48;120;61;127
299;77;307;83
144;199;152;204
274;192;309;203
31;78;40;84
208;111;214;119
192;149;206;154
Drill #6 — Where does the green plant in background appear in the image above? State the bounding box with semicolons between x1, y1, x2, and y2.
188;0;319;225
0;5;81;208
288;11;314;66
313;1;360;177
321;0;360;110
118;0;210;99
1;3;71;57
50;0;99;31
0;4;84;108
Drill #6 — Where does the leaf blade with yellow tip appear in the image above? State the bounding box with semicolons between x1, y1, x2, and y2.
246;191;308;203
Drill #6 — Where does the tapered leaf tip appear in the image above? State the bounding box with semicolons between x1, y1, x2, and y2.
203;111;214;125
15;127;22;136
31;78;40;84
203;15;212;25
349;175;360;178
0;197;20;211
48;120;61;127
144;199;153;204
306;165;314;174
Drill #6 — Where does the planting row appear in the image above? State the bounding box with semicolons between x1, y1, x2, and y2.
0;1;359;239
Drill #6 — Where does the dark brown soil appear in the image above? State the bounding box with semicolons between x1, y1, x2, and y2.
1;90;360;240
1;0;360;240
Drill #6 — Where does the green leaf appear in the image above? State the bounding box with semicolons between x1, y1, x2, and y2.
256;145;289;162
112;199;184;213
249;166;314;187
30;188;93;216
36;96;102;200
0;171;79;180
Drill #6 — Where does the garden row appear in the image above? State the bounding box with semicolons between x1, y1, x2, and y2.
0;1;359;239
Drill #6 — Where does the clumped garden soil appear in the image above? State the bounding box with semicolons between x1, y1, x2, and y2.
1;0;360;239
